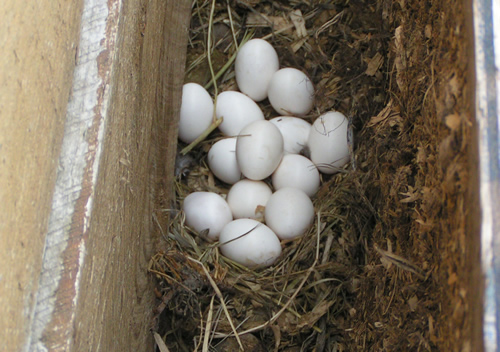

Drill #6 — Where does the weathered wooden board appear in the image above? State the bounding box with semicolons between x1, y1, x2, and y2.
0;1;83;351
26;0;190;351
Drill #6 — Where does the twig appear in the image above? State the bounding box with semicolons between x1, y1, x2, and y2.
180;117;223;155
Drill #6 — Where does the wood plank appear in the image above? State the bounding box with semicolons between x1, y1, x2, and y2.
28;0;191;350
0;1;83;351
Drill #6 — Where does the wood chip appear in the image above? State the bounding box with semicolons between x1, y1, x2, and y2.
444;113;461;130
291;37;309;53
408;295;419;312
290;10;307;38
365;52;384;76
290;10;308;52
297;300;335;330
153;331;171;352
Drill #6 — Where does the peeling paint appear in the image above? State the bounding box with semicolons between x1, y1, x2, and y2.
27;0;122;351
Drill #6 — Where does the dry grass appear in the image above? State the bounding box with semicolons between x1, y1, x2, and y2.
150;0;473;351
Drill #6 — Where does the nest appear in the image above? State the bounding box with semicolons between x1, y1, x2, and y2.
149;0;472;351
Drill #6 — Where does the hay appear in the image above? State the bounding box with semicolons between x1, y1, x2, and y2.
150;0;472;351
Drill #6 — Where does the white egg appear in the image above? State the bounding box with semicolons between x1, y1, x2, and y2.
236;120;284;180
308;111;350;174
219;219;282;268
269;116;311;154
264;187;314;240
182;192;233;240
272;154;320;197
178;83;214;144
207;138;241;184
267;68;314;116
216;91;265;136
227;179;272;220
235;39;280;102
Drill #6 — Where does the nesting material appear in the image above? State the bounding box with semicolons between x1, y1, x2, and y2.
149;0;473;351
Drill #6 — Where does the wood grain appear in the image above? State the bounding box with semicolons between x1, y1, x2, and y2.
27;0;191;350
0;1;83;351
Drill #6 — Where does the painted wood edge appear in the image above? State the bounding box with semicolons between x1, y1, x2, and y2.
27;0;122;350
473;0;500;350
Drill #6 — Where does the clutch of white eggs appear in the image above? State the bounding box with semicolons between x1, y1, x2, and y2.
179;38;351;268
